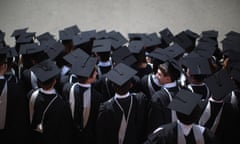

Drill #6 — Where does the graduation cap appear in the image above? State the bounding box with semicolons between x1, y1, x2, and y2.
6;47;18;58
108;31;128;49
81;29;96;40
204;69;236;100
44;42;64;60
174;31;195;52
194;42;216;58
184;29;200;41
168;89;202;115
143;32;162;48
182;56;212;75
16;32;36;44
72;34;90;47
128;40;144;54
71;56;97;77
59;29;75;41
112;46;137;66
30;59;60;83
148;48;170;62
19;43;43;55
106;63;137;86
63;48;89;65
64;25;80;35
0;30;5;42
92;39;112;53
95;30;108;40
128;33;146;41
11;27;28;37
225;31;240;38
201;30;218;40
37;32;55;43
159;28;174;45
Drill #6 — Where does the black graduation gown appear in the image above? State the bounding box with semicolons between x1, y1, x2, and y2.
62;83;104;144
28;90;75;144
144;121;218;144
140;74;162;99
0;78;30;144
199;100;240;144
96;93;149;144
187;83;211;101
147;86;180;134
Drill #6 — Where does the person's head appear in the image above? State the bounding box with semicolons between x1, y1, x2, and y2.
156;61;181;85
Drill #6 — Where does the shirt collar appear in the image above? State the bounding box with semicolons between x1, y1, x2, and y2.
163;81;177;88
178;120;193;136
114;92;130;99
40;88;56;95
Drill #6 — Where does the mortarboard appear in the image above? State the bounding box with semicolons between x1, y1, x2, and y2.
64;25;80;35
95;30;108;40
19;43;43;55
44;42;64;60
128;33;146;41
106;63;137;86
6;47;18;58
128;40;144;54
71;56;97;77
81;30;96;40
112;46;137;66
174;31;194;52
159;28;174;45
30;59;60;83
16;32;36;44
201;30;218;40
143;32;162;48
225;31;240;39
204;69;236;100
0;30;5;42
194;42;216;58
11;27;28;37
168;89;202;115
63;48;89;65
72;34;90;47
92;39;112;53
184;29;200;41
59;29;75;41
182;56;212;75
108;31;128;49
37;32;55;43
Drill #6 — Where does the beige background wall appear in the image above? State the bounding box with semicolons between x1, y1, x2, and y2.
1;0;240;47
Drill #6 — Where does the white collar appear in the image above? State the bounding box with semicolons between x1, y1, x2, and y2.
114;92;130;99
0;75;5;79
209;97;224;103
189;82;205;86
77;82;91;88
98;60;112;67
40;88;56;95
151;74;162;87
163;81;177;88
178;120;193;136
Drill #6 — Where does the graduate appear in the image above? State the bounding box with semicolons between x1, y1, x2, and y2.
62;52;103;144
199;69;240;144
28;59;75;144
0;48;30;144
96;63;149;144
144;89;218;144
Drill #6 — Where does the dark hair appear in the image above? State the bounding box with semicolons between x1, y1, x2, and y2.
111;80;132;95
159;62;181;81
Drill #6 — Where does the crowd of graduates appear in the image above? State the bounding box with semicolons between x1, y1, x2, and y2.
0;25;240;144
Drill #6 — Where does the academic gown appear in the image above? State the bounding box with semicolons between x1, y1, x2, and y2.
144;121;218;144
28;90;75;144
62;83;104;144
199;100;240;144
187;83;211;101
96;93;149;144
147;86;180;134
0;78;30;144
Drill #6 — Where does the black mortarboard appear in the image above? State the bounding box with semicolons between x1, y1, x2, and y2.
182;56;212;75
6;47;18;58
148;48;170;62
72;34;90;47
81;30;96;40
201;30;218;39
143;32;162;48
194;42;216;58
128;33;146;41
71;56;97;77
184;29;200;41
19;43;43;55
0;30;5;42
16;32;36;44
95;30;108;40
168;89;202;115
11;27;28;37
64;25;80;35
92;39;112;53
37;32;55;43
128;40;144;54
204;69;236;100
30;59;60;83
112;46;137;66
225;31;240;39
63;48;89;65
108;31;128;49
159;28;174;45
45;42;64;60
107;63;137;86
174;31;194;52
221;38;240;56
198;37;218;47
59;30;74;41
